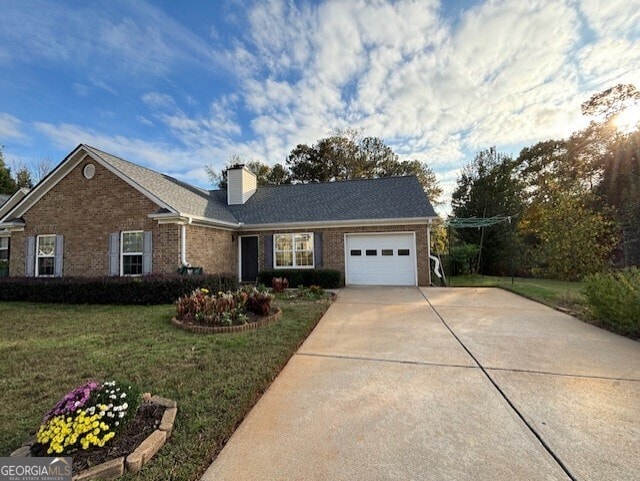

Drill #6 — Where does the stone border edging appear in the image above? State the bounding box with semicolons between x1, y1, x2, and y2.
171;308;282;334
11;396;178;481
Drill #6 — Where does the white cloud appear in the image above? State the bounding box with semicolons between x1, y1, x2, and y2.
0;113;26;140
141;92;176;110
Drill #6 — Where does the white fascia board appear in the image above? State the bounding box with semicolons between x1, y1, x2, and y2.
237;216;437;232
0;221;25;232
0;188;29;221
148;212;240;230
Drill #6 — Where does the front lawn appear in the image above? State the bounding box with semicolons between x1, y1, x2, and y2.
0;296;330;480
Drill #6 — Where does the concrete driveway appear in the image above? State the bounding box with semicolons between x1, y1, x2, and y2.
201;287;640;481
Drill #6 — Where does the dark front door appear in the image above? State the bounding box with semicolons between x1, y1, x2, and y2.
240;236;259;282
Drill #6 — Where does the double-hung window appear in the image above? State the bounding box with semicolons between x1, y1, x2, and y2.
0;237;8;262
36;235;56;277
121;231;143;276
274;233;314;268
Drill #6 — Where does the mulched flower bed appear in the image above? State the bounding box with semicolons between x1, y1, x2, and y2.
31;403;165;474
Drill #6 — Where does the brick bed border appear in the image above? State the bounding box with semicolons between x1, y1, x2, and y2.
11;396;178;481
171;308;282;334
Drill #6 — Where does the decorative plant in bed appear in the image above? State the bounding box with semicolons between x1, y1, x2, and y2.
29;380;172;475
172;285;281;333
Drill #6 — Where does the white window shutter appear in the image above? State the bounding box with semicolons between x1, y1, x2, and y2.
108;233;120;276
54;235;64;277
25;236;35;277
142;231;153;275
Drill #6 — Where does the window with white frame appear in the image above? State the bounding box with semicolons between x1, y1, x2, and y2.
121;231;143;276
36;235;55;277
0;237;9;262
274;233;314;268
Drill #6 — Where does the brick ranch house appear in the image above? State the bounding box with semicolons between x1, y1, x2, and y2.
0;144;438;286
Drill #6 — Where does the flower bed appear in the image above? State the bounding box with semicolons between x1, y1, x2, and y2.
174;286;275;329
11;381;177;480
33;380;140;456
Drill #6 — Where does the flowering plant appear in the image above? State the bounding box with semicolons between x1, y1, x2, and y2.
34;380;141;455
175;287;270;326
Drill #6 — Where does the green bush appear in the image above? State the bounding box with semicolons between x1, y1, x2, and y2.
446;243;480;276
0;273;237;305
583;268;640;338
257;269;342;289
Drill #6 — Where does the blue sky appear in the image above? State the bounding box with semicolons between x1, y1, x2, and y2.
1;0;639;214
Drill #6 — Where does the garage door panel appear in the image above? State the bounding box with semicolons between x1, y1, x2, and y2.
346;233;416;286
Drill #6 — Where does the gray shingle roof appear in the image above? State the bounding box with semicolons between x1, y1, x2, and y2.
84;145;436;226
221;176;436;225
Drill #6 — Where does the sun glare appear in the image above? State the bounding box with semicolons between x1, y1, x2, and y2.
614;104;640;134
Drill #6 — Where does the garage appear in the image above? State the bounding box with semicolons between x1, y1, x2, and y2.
345;233;417;286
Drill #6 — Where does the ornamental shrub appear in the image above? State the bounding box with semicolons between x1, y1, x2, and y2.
0;273;237;304
257;269;342;288
175;287;270;326
583;268;640;338
32;380;141;456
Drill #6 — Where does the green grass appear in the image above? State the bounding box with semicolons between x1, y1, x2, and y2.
447;275;586;313
0;297;331;480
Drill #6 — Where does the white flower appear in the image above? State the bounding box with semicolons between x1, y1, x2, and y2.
120;393;126;398
115;421;119;426
122;403;128;410
119;412;125;418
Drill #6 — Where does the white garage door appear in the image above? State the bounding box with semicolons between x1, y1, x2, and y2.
345;233;417;286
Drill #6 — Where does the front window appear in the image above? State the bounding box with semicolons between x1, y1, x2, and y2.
0;237;8;262
121;231;143;276
274;233;314;268
36;235;55;277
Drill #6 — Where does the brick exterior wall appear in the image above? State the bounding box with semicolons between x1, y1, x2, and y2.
241;224;431;286
9;155;180;277
185;224;237;274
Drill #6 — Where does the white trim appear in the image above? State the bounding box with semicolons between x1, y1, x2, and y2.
238;235;259;282
120;230;144;277
273;232;315;269
0;188;30;222
344;231;418;286
35;234;56;277
427;224;431;286
149;212;239;230
238;217;436;231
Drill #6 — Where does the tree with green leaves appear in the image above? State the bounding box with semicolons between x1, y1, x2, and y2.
286;132;442;205
15;167;33;189
452;147;525;275
580;83;640;266
0;147;18;195
206;155;290;189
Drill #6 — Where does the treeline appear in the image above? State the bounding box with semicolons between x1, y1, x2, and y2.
451;84;640;280
206;128;443;206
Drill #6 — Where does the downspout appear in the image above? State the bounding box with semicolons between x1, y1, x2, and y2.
180;218;192;267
